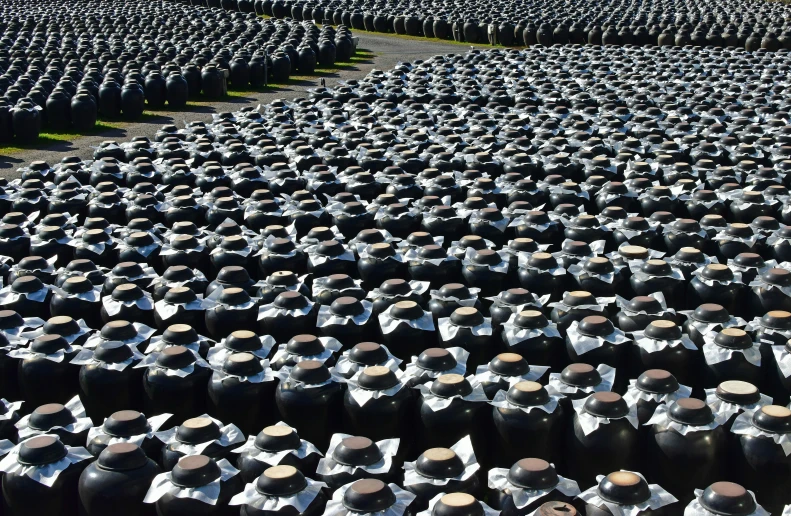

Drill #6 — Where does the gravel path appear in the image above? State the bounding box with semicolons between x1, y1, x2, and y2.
0;33;482;180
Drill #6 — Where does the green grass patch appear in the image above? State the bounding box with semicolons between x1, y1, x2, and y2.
0;120;127;153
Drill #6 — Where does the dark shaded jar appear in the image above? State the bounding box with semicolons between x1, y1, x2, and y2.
317;297;377;348
85;410;165;459
405;347;468;388
270;334;340;371
748;268;791;319
237;464;328;516
428;284;482;322
32;315;92;348
630;321;699;388
154;287;208;334
0;396;20;442
335;479;414;516
316;434;400;491
615;295;676;333
21;399;91;446
492;459;579;516
50;276;103;329
152;266;209;301
687;482;762;516
407;245;462;288
147;323;211;358
334;342;399;381
491;381;565;467
306;240;356;278
581;471;675;516
77;341;145;424
628;260;685;309
78;442;161;516
118;231;161;267
421;205;466;243
701;328;761;389
566;257;623;299
663;219;707;256
513;211;562;246
731;405;791;514
148;455;243;516
625;368;688;426
204;287;259;340
501;239;539;286
258;292;317;345
550;291;609;332
378;300;436;363
159;416;242;471
368;278;426;317
565;316;629;385
208;235;256;278
205;266;256;298
0;224;31;263
356;242;408;291
518;253;567;303
30;226;74;267
102;262;157;295
714;224;759;262
646;398;725;507
142;346;213;425
500;310;565;371
2;275;51;319
8;256;56;286
2;435;90;516
275;360;344;451
439;307;495;371
682;303;736;349
235;424;322;483
414;373;488;459
403;442;481;512
461;249;508;298
160;235;210;276
18;335;79;407
424;492;495;516
73;229;117;268
477;353;547;400
551;241;594;272
568;392;639;488
312;274;366;307
100;284;155;327
256;271;310;305
257;238;308;280
0;326;23;400
375;203;421;239
207;353;277;436
343;365;412;441
687;264;743;315
708;380;769;433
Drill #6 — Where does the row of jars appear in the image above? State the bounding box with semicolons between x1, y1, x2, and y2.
5;254;791;396
0;429;777;516
0;385;786;515
2;294;791;506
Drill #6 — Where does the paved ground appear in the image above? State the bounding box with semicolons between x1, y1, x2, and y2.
0;33;483;179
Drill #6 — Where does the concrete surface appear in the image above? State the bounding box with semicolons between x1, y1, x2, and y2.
0;33;483;179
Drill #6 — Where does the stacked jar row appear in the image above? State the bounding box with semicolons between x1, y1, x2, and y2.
0;0;356;143
0;339;785;515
